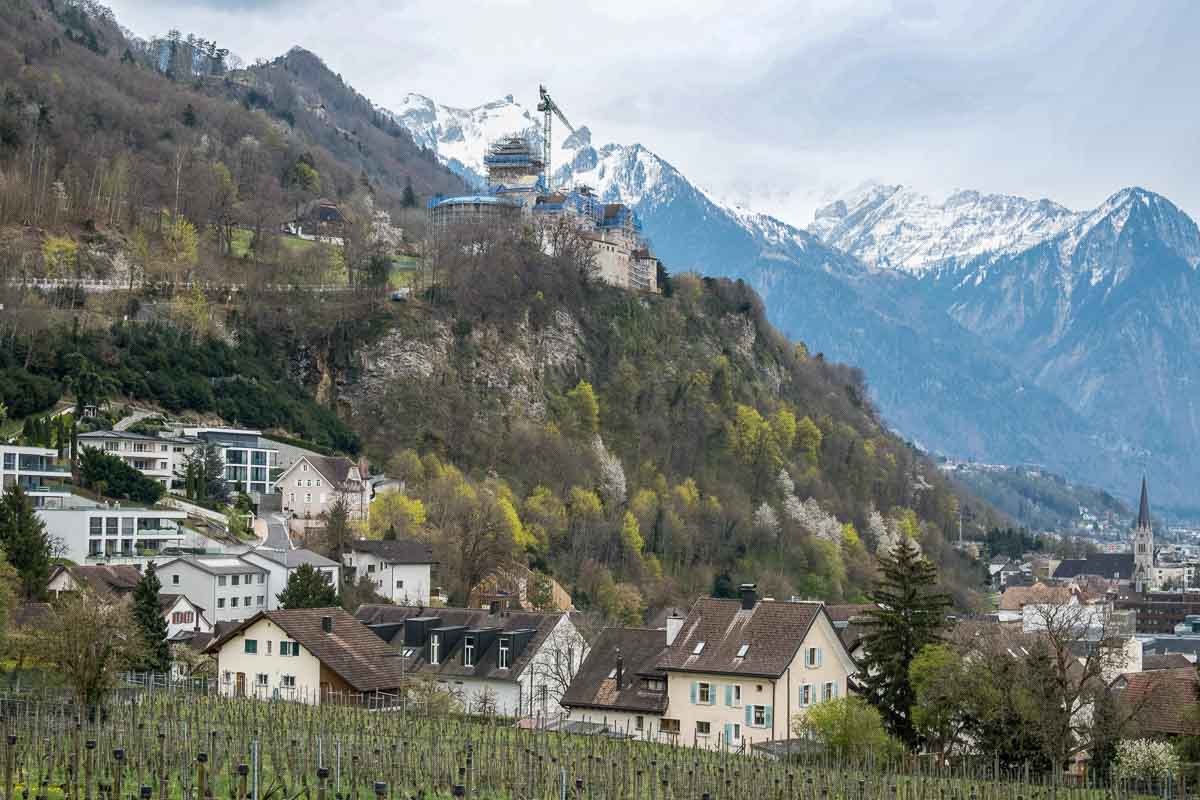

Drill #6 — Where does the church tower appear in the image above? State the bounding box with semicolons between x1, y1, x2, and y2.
1132;476;1154;591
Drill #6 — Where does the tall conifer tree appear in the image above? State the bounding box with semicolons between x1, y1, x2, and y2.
131;563;171;673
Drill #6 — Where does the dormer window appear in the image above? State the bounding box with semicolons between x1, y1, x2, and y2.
430;634;441;665
692;641;705;655
463;636;475;667
499;639;510;669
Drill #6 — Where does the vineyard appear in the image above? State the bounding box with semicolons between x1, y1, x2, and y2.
0;690;1169;800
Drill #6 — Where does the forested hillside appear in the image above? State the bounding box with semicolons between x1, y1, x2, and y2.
0;0;1000;620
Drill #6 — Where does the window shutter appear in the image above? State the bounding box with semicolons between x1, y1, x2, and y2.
724;723;733;746
764;705;773;730
745;705;753;727
832;682;839;699
725;685;732;706
817;648;823;667
690;682;697;704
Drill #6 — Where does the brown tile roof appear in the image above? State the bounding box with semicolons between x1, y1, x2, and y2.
657;598;828;678
1117;668;1200;736
57;565;142;595
206;608;402;692
561;627;668;714
999;583;1074;611
349;539;436;564
304;455;357;489
354;604;565;681
1143;654;1194;671
825;604;875;623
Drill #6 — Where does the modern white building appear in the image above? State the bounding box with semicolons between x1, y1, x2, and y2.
343;539;436;604
76;431;197;489
0;444;71;507
37;497;191;563
175;427;277;498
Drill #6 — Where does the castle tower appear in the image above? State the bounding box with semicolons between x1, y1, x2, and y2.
1132;476;1154;591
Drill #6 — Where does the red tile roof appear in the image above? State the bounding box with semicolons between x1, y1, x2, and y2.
1117;667;1200;736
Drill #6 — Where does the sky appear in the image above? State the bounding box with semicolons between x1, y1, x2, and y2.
105;0;1200;226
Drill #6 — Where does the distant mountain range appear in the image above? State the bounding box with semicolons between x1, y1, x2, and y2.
390;93;1200;509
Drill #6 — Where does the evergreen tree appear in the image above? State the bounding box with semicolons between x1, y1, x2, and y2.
277;563;338;609
131;563;171;673
0;486;55;600
319;494;352;571
858;537;951;748
401;178;417;208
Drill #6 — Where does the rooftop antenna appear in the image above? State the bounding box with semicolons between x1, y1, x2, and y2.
536;85;576;192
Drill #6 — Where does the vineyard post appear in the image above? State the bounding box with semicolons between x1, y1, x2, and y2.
157;734;166;800
252;740;259;800
84;740;95;800
237;764;248;800
197;752;209;800
112;749;125;800
4;734;14;800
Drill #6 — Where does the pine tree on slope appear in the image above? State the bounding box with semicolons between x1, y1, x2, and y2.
0;485;55;600
858;536;951;749
131;563;171;673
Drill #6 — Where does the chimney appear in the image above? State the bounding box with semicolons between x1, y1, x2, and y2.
665;609;684;646
739;583;758;611
615;648;624;689
321;615;333;634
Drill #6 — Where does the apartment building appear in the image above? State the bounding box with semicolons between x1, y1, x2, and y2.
37;497;191;563
155;555;271;623
343;538;436;604
0;444;71;507
77;431;196;489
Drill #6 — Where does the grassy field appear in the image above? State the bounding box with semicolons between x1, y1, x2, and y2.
0;690;1146;800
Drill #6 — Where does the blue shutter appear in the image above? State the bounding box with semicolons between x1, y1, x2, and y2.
764;705;773;730
745;704;753;727
690;682;697;704
725;684;732;706
724;723;733;746
832;682;839;699
817;648;823;667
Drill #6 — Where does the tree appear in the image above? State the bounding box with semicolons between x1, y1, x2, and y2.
858;537;951;747
318;494;353;569
0;485;56;599
795;696;902;765
367;492;426;540
41;590;142;711
910;643;991;759
401;177;417;208
131;563;170;672
277;563;338;609
183;444;229;505
79;447;165;504
425;474;521;605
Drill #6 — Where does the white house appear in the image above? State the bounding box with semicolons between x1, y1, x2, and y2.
561;626;669;740
274;455;370;520
239;547;340;599
37;497;191;563
155;555;271;623
161;593;212;638
205;607;402;704
355;603;588;719
1;444;70;507
343;538;436;604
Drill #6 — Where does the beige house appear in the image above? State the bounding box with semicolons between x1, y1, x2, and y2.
205;607;402;704
275;455;370;521
657;586;856;749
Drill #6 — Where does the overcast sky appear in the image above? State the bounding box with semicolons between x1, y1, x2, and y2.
106;0;1200;226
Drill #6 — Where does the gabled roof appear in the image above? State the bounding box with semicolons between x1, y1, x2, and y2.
657;598;833;678
354;604;564;681
561;627;668;714
1143;654;1193;671
1053;554;1134;581
999;583;1075;611
281;455;359;490
205;608;402;692
1116;668;1200;736
159;593;205;615
348;538;435;564
52;564;142;594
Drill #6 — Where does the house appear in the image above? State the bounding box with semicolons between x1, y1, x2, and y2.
285;199;351;244
1113;668;1200;737
77;431;197;489
824;603;874;662
47;564;142;598
343;539;436;604
0;444;70;507
560;626;669;740
1142;653;1193;671
205;608;402;704
999;583;1077;612
1053;554;1135;585
654;585;856;749
274;455;370;521
160;593;212;639
155;555;271;623
37;497;191;563
239;547;340;599
355;602;587;718
472;564;574;612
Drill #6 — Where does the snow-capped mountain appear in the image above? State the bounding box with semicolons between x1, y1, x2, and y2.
809;184;1081;276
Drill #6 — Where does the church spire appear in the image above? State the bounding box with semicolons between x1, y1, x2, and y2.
1137;475;1152;530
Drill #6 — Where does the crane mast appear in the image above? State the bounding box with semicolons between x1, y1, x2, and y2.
536;85;576;192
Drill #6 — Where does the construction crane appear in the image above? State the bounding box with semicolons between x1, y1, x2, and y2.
537;84;576;192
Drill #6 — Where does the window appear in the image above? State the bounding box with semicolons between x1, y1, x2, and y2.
257;596;265;607
635;716;644;731
172;575;180;585
256;674;268;687
752;705;767;727
660;719;680;735
463;636;475;667
800;684;812;706
697;682;713;704
244;639;257;654
302;463;308;472
231;597;239;608
805;647;822;668
696;721;711;736
731;684;742;706
692;641;705;655
232;575;240;586
295;479;301;488
217;598;225;609
218;576;227;587
306;480;312;488
396;580;404;589
267;641;273;656
245;574;254;583
243;596;251;606
736;643;750;658
730;723;741;741
281;675;296;689
823;682;838;702
258;574;264;584
643;677;666;692
498;639;510;669
430;634;441;665
367;564;376;574
316;479;322;487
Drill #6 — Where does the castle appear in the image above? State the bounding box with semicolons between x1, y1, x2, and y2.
428;137;659;293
